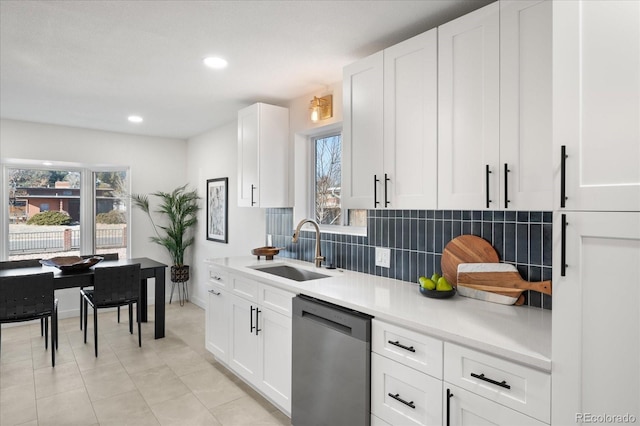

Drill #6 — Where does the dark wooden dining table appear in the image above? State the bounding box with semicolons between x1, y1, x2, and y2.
0;257;168;339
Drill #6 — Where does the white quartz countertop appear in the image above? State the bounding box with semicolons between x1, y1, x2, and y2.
206;256;552;372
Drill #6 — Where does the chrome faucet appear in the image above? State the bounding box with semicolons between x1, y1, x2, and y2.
292;219;325;267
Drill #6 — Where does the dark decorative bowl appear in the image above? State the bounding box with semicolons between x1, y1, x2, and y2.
40;256;104;271
419;286;456;299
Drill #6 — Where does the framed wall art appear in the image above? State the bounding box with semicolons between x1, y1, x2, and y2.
206;177;228;243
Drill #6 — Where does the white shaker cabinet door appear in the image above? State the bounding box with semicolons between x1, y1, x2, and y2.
500;0;553;211
205;286;229;363
258;307;292;415
445;385;547;426
342;51;384;210
383;28;438;210
228;294;259;383
237;104;259;207
237;103;289;208
553;0;640;212
438;2;500;210
552;212;640;424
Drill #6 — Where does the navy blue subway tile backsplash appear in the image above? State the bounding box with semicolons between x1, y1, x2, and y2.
265;209;552;310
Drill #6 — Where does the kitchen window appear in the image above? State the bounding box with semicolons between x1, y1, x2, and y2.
311;133;366;231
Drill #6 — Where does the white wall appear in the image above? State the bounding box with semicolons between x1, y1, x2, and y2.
0;81;344;315
287;81;343;226
186;121;265;308
0;118;187;317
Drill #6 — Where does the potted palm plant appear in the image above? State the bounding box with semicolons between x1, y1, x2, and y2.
131;185;200;287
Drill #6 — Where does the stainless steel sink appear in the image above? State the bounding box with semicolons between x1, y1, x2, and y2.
252;265;329;282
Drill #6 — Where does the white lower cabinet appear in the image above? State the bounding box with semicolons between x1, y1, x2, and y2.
371;320;551;426
371;413;392;426
205;265;295;415
228;293;259;381
205;283;229;363
444;343;550;423
371;319;443;425
258;305;291;411
371;352;442;426
205;267;230;363
445;385;547;426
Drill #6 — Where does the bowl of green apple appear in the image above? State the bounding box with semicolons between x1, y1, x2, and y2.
418;273;456;299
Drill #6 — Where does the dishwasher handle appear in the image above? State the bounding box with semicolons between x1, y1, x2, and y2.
293;295;372;342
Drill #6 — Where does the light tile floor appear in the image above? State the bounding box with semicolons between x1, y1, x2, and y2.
0;302;291;426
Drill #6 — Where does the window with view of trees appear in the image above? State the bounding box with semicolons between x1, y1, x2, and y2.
315;134;342;225
6;166;128;261
313;134;366;228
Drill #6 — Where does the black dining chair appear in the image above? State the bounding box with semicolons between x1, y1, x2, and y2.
79;253;119;330
81;263;141;357
0;259;49;338
0;272;57;366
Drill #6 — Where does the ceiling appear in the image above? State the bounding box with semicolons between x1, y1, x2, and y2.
0;0;493;140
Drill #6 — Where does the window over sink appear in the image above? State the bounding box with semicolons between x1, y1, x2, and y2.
311;132;366;232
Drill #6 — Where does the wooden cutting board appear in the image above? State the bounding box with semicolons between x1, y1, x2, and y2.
457;263;552;295
441;235;499;286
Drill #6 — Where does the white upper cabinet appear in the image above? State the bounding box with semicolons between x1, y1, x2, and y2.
554;0;640;212
383;29;438;209
438;2;500;210
343;51;384;210
343;29;438;210
500;0;552;210
438;1;552;210
237;103;289;208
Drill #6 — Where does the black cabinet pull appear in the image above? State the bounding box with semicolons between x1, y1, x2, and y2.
470;373;511;389
250;184;256;206
560;145;567;208
255;308;261;335
504;163;510;208
250;305;256;333
561;213;568;277
374;175;380;207
485;165;492;208
384;173;390;207
208;289;221;296
388;393;415;409
446;388;454;426
388;340;415;353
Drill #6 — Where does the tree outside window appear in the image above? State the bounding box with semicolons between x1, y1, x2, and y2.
315;134;342;225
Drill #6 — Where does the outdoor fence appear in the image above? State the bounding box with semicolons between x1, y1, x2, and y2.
8;227;127;255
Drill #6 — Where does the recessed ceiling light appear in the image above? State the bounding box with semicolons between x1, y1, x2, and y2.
203;56;228;69
128;115;143;123
42;162;53;166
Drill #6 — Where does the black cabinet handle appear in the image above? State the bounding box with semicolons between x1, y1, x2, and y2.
255;308;261;335
561;213;568;277
208;289;221;296
485;165;492;208
446;388;454;426
388;393;415;409
470;372;511;389
388;340;416;353
504;163;510;208
250;184;256;206
374;175;380;208
560;145;567;208
250;306;256;333
384;173;390;207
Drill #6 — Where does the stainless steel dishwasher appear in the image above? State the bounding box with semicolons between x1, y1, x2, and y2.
291;294;373;426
